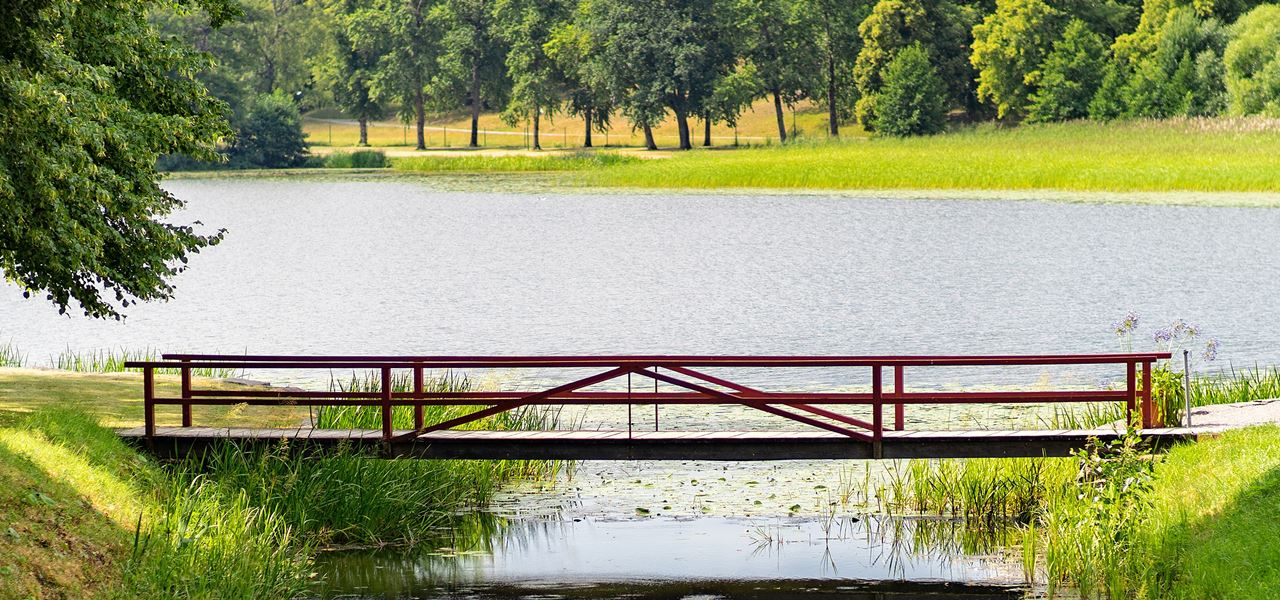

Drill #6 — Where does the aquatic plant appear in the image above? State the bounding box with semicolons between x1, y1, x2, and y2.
51;347;240;378
0;340;23;368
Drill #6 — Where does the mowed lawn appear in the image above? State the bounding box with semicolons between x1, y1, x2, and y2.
0;368;306;429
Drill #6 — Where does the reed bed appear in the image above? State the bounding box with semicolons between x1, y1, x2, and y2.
0;340;23;368
576;118;1280;194
394;151;640;173
314;370;569;485
51;348;240;378
862;367;1280;598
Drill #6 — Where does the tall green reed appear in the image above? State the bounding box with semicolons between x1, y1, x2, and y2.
314;370;570;483
0;340;23;367
52;348;240;378
124;477;314;599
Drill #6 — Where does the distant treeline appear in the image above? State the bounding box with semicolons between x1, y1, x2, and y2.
156;0;1280;151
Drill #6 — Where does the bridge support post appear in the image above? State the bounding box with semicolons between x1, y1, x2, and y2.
381;367;393;441
1126;361;1137;428
413;366;424;431
180;360;192;428
1141;360;1155;429
143;366;155;438
872;366;883;459
894;365;905;431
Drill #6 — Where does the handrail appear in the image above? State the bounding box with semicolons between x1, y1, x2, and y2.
128;352;1171;456
155;353;1169;367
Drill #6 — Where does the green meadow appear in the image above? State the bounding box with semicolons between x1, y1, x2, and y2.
390;118;1280;197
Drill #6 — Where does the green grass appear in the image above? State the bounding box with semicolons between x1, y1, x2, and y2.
393;151;641;173
388;118;1280;195
0;371;560;596
322;149;390;169
0;408;311;598
0;367;307;429
1034;426;1280;599
581;118;1280;193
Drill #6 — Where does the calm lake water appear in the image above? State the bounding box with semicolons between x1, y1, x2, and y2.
6;177;1280;597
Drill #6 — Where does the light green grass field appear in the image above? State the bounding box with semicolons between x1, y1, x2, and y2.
387;117;1280;196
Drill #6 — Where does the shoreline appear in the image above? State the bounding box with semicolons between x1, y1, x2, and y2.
160;168;1280;208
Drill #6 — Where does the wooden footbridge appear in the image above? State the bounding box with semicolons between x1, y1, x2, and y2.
118;352;1212;460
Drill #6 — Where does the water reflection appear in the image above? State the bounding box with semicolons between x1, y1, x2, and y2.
313;514;1026;599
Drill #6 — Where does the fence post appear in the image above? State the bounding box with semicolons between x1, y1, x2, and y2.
1126;361;1137;428
894;365;905;431
144;366;156;438
180;360;192;428
1141;360;1155;429
413;365;424;431
381;367;393;441
872;365;883;459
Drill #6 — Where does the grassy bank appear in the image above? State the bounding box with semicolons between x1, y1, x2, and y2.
387;117;1280;195
0;367;557;597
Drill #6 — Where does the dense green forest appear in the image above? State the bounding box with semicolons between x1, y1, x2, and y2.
158;0;1280;163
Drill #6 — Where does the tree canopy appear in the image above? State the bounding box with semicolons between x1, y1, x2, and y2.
1;0;232;319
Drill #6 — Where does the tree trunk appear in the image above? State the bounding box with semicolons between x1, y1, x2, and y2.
827;54;839;137
583;111;593;148
674;106;691;150
703;113;712;147
772;89;787;143
414;90;426;151
532;107;541;150
469;64;481;147
358;118;369;146
642;123;657;150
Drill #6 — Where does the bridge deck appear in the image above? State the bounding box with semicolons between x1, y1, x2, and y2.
117;426;1220;460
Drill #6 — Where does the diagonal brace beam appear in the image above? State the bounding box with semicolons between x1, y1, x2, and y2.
633;368;871;441
663;366;876;432
396;366;635;441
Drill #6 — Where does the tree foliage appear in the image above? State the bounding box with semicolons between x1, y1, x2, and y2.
873;43;949;135
1027;18;1109;122
1224;3;1280;115
970;0;1061;120
0;0;231;319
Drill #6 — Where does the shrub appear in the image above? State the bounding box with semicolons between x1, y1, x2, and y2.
1028;19;1109;122
1224;4;1280;116
873;43;949;136
229;92;310;169
324;150;390;169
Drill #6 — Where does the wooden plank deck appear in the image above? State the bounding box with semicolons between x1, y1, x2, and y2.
117;426;1220;460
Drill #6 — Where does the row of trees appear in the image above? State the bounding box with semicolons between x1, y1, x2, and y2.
160;0;1280;151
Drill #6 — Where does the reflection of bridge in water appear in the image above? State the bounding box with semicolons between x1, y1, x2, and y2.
119;352;1218;460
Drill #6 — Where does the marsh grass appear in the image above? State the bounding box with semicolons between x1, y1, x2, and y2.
1043;366;1280;430
0;340;23;368
580;118;1280;193
394;151;641;173
323;150;390;168
868;368;1280;598
314;370;569;484
51;348;240;378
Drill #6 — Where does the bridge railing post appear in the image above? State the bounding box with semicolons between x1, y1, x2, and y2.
1141;360;1155;429
381;367;393;441
894;365;905;431
872;365;883;458
413;365;424;431
1126;361;1137;428
180;360;192;428
143;366;155;438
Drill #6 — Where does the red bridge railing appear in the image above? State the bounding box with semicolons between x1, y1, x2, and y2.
126;353;1172;448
